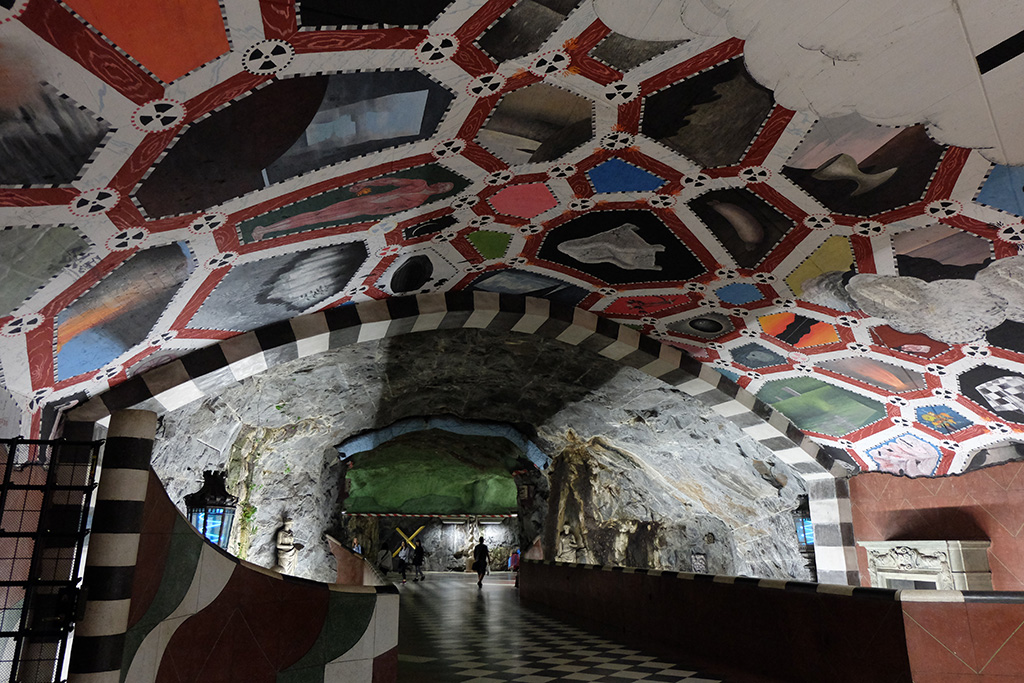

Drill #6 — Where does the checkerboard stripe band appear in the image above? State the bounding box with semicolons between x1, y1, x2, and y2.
66;293;856;584
68;410;157;681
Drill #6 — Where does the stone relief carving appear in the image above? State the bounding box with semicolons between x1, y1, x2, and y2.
866;544;954;590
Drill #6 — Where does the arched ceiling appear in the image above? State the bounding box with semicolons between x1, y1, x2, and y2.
2;0;1024;475
147;326;818;581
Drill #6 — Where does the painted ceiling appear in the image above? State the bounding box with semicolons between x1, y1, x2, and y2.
2;0;1024;478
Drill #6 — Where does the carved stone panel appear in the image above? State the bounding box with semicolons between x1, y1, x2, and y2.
858;540;992;591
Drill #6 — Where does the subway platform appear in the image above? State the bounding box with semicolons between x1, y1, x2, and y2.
396;572;725;683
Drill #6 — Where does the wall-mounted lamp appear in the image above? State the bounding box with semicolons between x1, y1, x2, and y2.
184;470;238;549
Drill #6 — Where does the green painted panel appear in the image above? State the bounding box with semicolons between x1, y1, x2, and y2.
467;230;512;259
345;429;520;514
758;377;886;437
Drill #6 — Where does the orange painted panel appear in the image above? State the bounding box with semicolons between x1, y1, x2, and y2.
65;0;229;83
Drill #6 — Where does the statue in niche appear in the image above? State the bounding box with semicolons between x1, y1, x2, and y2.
557;223;664;270
272;518;304;574
556;523;585;563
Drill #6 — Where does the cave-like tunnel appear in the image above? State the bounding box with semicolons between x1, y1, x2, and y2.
149;315;822;584
3;0;1024;681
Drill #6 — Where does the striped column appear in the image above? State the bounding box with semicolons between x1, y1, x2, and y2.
68;410;156;683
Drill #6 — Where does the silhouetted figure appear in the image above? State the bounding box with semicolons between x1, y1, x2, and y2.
510;548;520;588
377;542;393;576
473;536;489;587
413;543;426;581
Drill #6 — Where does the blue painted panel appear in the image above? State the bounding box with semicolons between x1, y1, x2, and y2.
587;158;665;193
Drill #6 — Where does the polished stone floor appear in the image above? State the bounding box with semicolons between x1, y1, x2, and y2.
396;572;724;683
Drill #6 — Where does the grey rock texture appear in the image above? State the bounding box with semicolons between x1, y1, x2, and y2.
349;517;518;574
154;405;343;583
846;256;1024;344
544;431;802;577
151;328;812;582
848;274;1004;343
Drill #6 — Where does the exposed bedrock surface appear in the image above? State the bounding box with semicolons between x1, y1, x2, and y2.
345;429;523;515
151;327;811;582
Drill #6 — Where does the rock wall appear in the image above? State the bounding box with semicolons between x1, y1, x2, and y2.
154;407;344;582
544;431;800;576
150;328;812;582
346;517;518;574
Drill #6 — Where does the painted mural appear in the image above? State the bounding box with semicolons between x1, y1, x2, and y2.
0;226;89;317
238;165;469;243
265;72;454;185
538;209;704;285
380;244;464;295
591;33;686;71
297;0;453;27
469;270;588;307
0;0;1023;476
688;188;793;269
402;214;458;240
476;83;593;165
641;59;774;169
757;377;887;438
55;244;193;381
783;115;947;217
136;72;453;217
977;165;1024;216
189;243;367;331
892;223;993;281
0;82;108;186
477;0;580;63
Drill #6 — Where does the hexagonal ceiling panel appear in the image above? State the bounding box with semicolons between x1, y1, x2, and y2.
55;243;193;381
2;0;1024;478
0;82;109;186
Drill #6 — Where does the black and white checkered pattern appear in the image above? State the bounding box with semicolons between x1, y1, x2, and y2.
977;375;1024;414
398;573;724;682
66;293;857;585
67;410;157;681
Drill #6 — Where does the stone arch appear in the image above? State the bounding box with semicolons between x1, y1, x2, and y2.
337;415;551;469
337;416;550;573
66;292;857;584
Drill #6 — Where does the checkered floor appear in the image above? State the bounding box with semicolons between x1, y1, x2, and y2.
396;573;725;683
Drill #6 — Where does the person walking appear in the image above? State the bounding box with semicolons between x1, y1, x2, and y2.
377;542;393;577
510;548;520;588
413;542;426;581
473;536;489;587
398;542;412;583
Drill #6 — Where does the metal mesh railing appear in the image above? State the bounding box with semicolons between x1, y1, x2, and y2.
0;438;101;683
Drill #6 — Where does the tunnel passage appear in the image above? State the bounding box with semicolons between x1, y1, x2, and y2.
148;325;815;582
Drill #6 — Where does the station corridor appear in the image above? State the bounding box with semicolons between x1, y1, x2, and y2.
395;573;726;683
